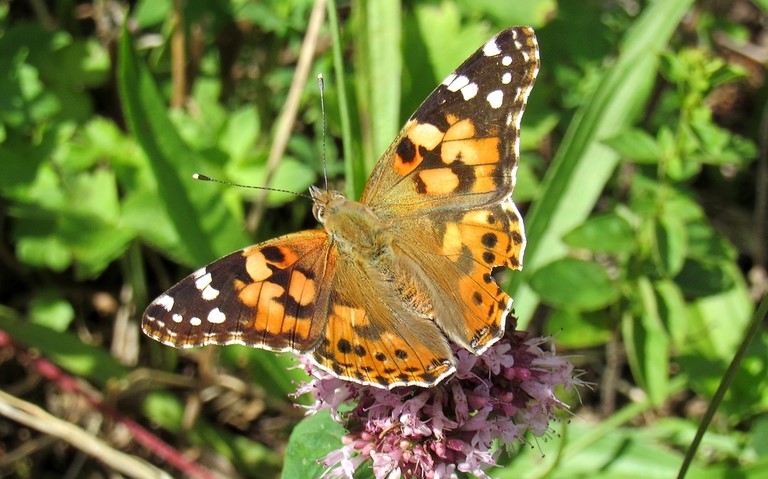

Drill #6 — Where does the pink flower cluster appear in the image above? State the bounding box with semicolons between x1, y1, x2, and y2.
294;331;580;479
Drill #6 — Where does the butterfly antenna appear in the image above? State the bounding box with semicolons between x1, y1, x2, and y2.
192;173;311;199
318;74;329;192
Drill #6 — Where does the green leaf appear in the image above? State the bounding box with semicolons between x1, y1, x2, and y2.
563;213;636;253
412;3;491;82
653;279;689;351
282;410;347;479
604;128;661;164
529;257;619;311
28;291;75;332
683;262;752;360
686;220;735;262
133;0;172;28
16;235;72;271
117;27;250;266
122;188;180;255
675;258;734;298
653;212;687;277
628;277;671;406
455;0;557;26
226;158;316;206
359;0;402;164
220;106;260;164
750;402;768;452
546;309;614;348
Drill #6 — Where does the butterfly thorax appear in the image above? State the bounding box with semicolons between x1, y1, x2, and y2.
309;185;434;318
310;185;388;256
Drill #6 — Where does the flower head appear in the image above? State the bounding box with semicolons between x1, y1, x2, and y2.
296;330;580;479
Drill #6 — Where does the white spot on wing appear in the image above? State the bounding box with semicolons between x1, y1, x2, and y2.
195;272;213;291
202;285;220;300
502;55;512;66
192;267;207;279
172;313;183;323
442;72;457;86
190;317;202;326
487;90;504;109
483;38;501;56
207;308;226;324
460;82;478;100
446;75;470;92
502;72;512;84
156;294;174;311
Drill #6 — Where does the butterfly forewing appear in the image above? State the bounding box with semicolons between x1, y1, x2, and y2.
357;26;537;355
143;231;334;352
362;27;539;213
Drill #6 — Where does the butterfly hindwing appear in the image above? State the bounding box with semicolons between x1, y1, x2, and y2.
311;254;455;388
394;199;525;353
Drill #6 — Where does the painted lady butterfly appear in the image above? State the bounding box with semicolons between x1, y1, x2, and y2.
143;26;539;389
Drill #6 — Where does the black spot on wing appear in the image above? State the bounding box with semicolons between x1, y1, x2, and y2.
261;245;285;263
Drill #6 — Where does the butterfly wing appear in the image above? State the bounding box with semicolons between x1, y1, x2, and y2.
362;27;539;213
142;231;335;352
360;27;539;353
311;255;455;388
142;229;454;388
393;203;525;353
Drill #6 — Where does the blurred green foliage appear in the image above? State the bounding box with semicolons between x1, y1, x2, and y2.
0;0;766;478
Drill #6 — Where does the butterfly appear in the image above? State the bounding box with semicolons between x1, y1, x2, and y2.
143;26;539;389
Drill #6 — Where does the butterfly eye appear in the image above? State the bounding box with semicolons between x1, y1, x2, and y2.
313;204;326;223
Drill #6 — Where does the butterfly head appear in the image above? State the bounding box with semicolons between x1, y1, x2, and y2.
309;185;347;225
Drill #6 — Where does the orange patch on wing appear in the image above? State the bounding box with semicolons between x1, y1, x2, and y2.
394;150;422;177
470;164;501;193
454;208;525;270
444;118;476;141
245;245;307;283
266;314;311;342
408;121;443;150
331;304;369;327
442;137;500;166
288;270;316;307
245;252;273;282
445;113;460;125
463;210;490;224
456;273;506;350
441;223;464;256
239;281;284;308
418;168;459;196
291;317;312;342
394;121;446;177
